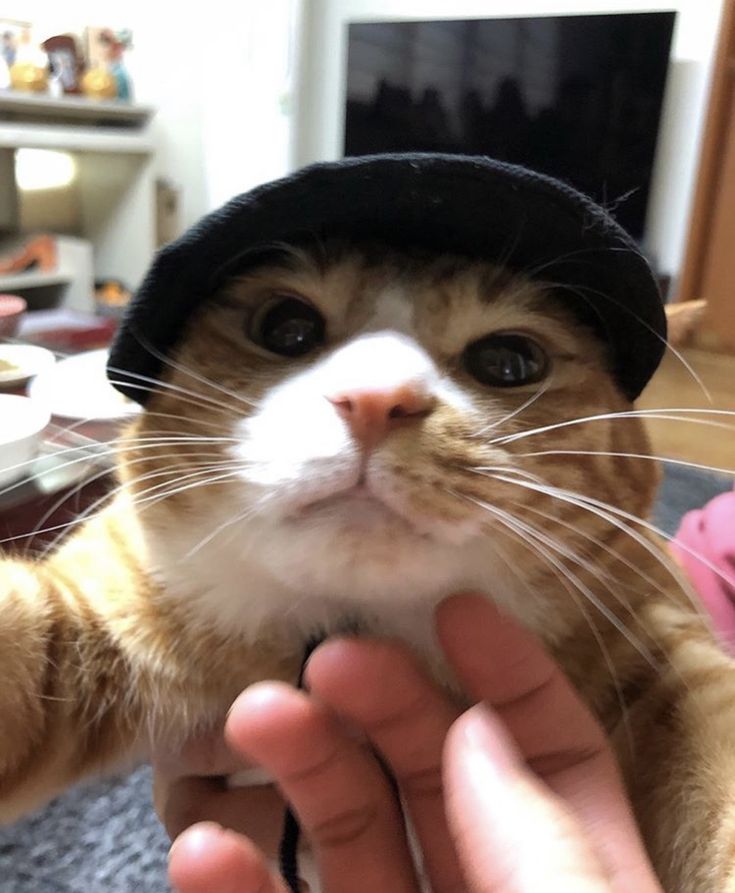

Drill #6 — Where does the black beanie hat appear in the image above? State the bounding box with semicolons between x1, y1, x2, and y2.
108;153;666;403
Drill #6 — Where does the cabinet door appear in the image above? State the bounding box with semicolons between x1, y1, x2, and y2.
699;87;735;349
678;0;735;350
0;149;19;232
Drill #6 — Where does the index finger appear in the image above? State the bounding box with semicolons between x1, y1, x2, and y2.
436;594;658;891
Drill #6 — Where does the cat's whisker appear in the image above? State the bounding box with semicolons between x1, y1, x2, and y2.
0;436;238;502
473;379;552;438
121;408;234;435
185;504;262;559
39;401;234;460
124;332;257;410
444;483;653;749
493;501;645;633
106;375;247;419
474;473;715;705
475;468;680;586
521;501;674;604
451;487;659;668
490;407;735;447
538;275;712;402
35;465;247;560
27;459;244;559
125;464;245;506
511;503;637;596
131;469;243;512
453;486;637;755
107;361;256;411
469;465;546;485
9;495;121;556
488;473;732;608
517;449;735;477
120;454;244;497
25;452;231;555
519;244;630;281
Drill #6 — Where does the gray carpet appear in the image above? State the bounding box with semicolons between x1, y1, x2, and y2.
0;767;169;893
1;465;731;892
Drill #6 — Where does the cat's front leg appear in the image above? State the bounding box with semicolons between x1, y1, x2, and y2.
616;602;735;892
0;555;149;822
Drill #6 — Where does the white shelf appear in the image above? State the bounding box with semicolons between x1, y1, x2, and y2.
0;270;72;290
0;92;159;295
0;121;153;154
0;92;154;126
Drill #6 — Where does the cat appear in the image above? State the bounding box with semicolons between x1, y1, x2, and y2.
0;239;733;892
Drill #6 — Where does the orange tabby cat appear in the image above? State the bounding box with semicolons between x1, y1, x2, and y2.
0;243;732;892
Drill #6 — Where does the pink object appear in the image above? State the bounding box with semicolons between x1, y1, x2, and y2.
0;294;27;338
672;486;735;652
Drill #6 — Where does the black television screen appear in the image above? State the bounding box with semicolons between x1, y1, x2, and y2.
344;12;676;240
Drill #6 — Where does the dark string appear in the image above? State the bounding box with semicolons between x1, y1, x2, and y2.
278;636;323;893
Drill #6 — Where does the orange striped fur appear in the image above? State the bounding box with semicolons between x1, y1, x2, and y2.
0;244;732;891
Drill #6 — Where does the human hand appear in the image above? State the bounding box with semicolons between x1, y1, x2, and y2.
166;595;664;892
153;724;287;859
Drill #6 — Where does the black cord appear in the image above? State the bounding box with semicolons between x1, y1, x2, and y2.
278;636;323;893
279;806;302;893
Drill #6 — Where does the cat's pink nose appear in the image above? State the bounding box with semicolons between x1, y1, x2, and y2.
328;385;434;449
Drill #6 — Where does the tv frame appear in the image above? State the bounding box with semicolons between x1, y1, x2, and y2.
292;2;719;277
342;12;676;242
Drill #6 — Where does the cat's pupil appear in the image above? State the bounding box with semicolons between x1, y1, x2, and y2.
255;297;325;357
463;333;548;387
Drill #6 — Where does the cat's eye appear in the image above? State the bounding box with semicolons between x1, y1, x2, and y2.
250;295;325;357
463;332;549;387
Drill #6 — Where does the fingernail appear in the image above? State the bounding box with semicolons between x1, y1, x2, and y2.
168;822;224;863
461;706;519;775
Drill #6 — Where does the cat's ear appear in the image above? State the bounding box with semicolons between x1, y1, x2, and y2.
665;299;707;348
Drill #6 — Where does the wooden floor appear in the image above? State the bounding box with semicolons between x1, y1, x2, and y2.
637;347;735;471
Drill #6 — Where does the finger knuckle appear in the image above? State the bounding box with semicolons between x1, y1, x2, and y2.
524;744;605;779
310;804;380;849
400;764;444;801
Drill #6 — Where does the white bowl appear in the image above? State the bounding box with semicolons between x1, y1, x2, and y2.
0;344;56;387
0;395;51;488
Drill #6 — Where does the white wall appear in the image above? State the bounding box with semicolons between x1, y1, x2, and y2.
295;0;726;278
5;0;298;228
198;1;299;210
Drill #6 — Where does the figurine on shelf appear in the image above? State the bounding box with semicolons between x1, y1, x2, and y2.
0;49;10;90
104;29;133;101
1;29;17;68
83;27;134;102
9;26;48;93
43;35;83;95
0;19;25;73
80;65;116;100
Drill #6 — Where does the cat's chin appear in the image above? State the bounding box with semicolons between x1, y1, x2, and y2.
290;485;430;539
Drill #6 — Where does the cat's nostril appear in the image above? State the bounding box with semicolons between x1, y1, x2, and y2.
331;397;355;417
327;387;434;446
388;402;427;419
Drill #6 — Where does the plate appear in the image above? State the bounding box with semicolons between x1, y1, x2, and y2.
29;349;141;421
0;344;56;386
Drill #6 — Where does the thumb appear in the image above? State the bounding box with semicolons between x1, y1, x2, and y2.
444;706;611;893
